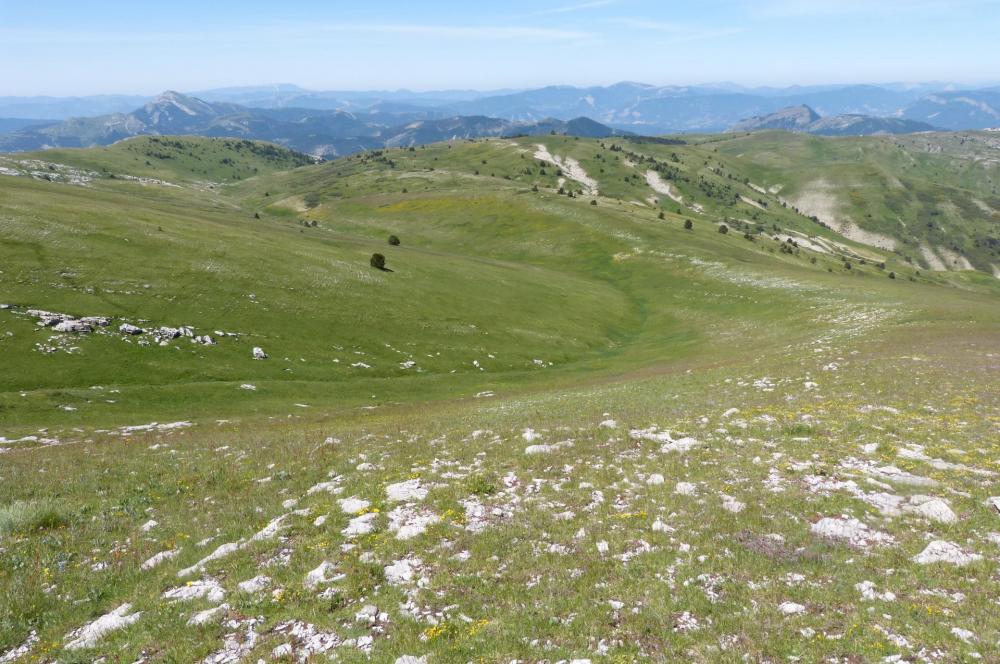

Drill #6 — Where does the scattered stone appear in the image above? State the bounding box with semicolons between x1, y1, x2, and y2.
304;561;341;589
188;604;230;627
141;548;181;570
202;618;259;663
54;319;92;333
811;517;895;548
385;558;421;585
524;440;573;455
307;480;342;496
913;540;982;566
910;497;957;524
675;482;698;496
64;604;142;650
0;631;38;662
157;327;181;340
178;541;243;577
856;580;896;602
951;626;977;643
163;578;226;603
778;601;806;615
721;495;746;513
388;504;440;540
386;479;427;502
343;512;378;537
272;620;342;660
237;575;271;593
251;514;289;542
338;497;370;514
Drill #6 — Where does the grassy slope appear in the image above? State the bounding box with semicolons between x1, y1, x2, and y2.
0;135;999;661
712;131;1000;272
12;136;315;184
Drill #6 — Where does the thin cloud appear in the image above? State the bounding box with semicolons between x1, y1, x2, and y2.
334;24;591;40
529;0;618;16
0;23;591;45
610;18;743;42
755;0;991;17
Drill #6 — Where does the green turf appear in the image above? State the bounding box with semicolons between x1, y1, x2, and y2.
0;134;998;661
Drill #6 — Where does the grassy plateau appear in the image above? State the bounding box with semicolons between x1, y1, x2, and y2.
0;133;998;662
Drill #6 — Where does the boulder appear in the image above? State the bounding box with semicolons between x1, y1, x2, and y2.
119;323;144;335
54;319;92;333
27;309;65;326
252;346;268;360
913;540;982;566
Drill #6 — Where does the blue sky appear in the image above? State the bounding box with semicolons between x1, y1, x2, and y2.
2;0;999;95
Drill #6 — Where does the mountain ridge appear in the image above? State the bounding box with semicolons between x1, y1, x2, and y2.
731;104;938;135
0;91;626;158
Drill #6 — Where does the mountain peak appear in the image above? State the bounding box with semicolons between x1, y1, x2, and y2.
731;105;821;132
144;90;221;119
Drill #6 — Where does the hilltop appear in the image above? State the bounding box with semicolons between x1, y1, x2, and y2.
0;133;998;662
712;130;1000;273
731;105;938;136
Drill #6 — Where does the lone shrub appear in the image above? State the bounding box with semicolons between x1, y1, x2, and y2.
388;235;400;246
718;224;729;234
370;253;386;270
888;271;896;279
684;219;693;230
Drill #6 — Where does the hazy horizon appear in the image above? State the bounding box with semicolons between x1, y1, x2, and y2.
4;79;1000;101
3;0;999;97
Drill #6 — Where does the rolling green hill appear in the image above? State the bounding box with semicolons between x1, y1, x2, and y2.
1;134;998;662
8;135;315;184
713;131;1000;274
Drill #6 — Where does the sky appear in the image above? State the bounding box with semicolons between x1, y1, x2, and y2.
2;0;999;96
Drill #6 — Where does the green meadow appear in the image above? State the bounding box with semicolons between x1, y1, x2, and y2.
1;133;998;662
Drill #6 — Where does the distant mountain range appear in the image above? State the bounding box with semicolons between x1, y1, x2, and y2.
730;105;938;136
900;90;1000;130
3;81;1000;156
0;91;626;157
